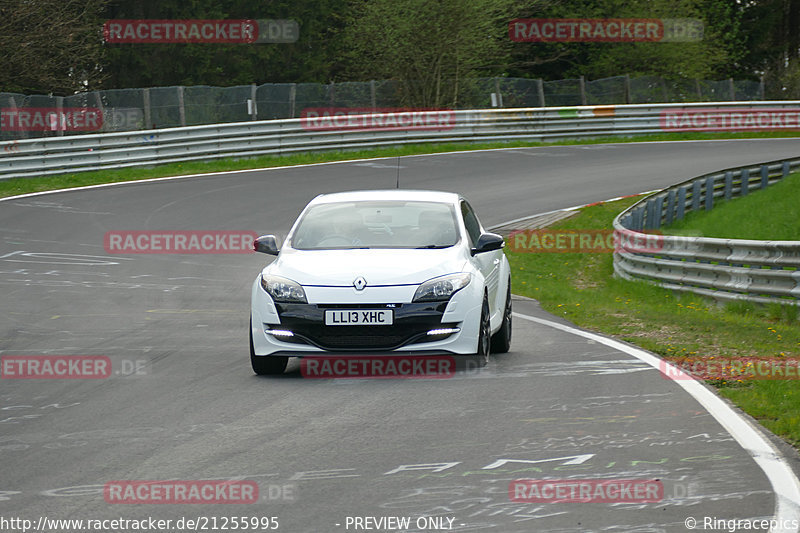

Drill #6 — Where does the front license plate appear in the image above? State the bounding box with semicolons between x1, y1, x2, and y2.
325;309;393;326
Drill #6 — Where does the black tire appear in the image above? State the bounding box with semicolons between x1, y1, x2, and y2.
250;319;288;375
476;294;491;365
491;281;512;353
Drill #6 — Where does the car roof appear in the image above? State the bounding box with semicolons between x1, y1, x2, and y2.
309;189;461;206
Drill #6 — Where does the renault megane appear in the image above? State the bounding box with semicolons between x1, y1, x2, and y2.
249;189;512;375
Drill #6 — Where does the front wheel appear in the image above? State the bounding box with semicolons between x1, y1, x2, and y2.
491;281;512;353
250;319;288;375
475;294;491;365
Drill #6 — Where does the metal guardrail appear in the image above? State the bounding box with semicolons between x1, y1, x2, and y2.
613;158;800;305
2;100;800;180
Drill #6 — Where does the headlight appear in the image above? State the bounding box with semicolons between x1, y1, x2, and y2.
260;274;307;303
413;273;471;302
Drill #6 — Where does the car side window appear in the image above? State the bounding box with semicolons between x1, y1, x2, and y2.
460;201;482;247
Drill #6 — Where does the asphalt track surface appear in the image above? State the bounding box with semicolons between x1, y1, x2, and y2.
2;139;800;533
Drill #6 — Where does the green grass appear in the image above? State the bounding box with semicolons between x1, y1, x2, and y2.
664;171;800;240
3;129;800;200
506;197;800;447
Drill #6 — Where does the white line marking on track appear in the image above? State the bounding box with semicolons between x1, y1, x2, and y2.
514;310;800;533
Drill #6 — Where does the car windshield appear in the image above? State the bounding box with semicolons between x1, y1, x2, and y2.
290;200;459;250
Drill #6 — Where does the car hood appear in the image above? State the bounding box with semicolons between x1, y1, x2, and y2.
267;247;467;286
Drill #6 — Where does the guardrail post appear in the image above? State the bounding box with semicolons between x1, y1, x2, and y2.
634;208;644;230
740;169;750;196
704;176;714;210
691;180;702;211
645;197;663;229
537;79;545;107
665;190;676;225
760;165;769;189
143;88;152;129
724;171;733;200
676;186;687;221
177;86;186;127
783;161;791;178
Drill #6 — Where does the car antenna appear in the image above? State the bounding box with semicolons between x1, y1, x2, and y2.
395;156;400;189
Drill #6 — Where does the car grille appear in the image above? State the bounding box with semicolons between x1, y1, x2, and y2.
311;334;409;349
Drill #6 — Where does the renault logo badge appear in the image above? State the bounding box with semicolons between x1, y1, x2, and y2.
353;276;367;291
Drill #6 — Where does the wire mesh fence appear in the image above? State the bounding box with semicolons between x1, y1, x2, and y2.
0;75;766;141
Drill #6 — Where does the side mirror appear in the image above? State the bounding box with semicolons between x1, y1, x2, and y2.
254;235;280;255
471;232;504;256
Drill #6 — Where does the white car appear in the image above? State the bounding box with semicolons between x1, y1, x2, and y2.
249;190;512;375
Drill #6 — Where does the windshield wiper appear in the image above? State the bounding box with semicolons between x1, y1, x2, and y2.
415;244;450;249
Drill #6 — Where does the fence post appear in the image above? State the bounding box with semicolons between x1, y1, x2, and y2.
537;79;545;107
177;86;186;127
56;96;64;136
289;83;296;118
494;78;504;108
579;75;587;105
329;81;335;106
695;79;702;100
370;80;376;109
759;75;765;100
728;78;735;101
624;74;631;104
143;88;152;129
250;83;258;120
7;96;26;139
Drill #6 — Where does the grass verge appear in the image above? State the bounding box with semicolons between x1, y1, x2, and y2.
663;171;800;240
2;130;800;200
506;196;800;447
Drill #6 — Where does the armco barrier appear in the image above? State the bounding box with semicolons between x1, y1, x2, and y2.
2;101;800;180
613;158;800;305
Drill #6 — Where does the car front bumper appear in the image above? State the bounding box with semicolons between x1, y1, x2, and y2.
250;278;482;356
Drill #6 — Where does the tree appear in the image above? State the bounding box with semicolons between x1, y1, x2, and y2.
101;0;349;88
0;0;109;95
737;0;800;97
341;0;521;108
506;0;741;82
